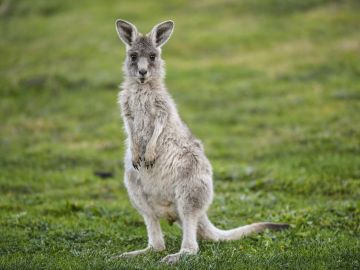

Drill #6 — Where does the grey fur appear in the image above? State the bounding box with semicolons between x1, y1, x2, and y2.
115;19;289;264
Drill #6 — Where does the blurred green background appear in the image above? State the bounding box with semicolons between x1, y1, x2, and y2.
0;0;359;269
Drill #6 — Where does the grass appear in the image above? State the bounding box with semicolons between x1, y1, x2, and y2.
1;0;360;269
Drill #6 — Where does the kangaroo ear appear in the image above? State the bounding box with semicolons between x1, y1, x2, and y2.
115;19;138;46
149;20;174;48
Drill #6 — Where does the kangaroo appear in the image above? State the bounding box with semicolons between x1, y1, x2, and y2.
115;19;289;264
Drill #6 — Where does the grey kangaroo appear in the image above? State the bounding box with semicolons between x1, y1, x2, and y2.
115;19;289;264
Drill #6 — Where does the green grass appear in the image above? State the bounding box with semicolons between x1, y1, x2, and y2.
1;0;360;269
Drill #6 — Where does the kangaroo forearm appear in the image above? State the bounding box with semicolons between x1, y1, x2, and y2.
147;112;167;150
125;118;140;151
147;125;163;150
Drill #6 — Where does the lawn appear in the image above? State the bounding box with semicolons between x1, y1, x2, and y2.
0;0;359;269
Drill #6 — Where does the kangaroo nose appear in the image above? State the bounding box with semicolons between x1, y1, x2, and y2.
139;69;147;76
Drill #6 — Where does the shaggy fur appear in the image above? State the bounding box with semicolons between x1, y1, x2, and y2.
115;19;289;264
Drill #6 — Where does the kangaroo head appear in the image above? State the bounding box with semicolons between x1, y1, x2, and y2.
115;19;174;85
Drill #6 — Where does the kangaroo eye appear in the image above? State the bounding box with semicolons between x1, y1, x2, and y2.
130;54;137;61
149;54;156;61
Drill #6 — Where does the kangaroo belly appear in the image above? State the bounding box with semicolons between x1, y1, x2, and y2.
138;169;178;219
147;197;178;224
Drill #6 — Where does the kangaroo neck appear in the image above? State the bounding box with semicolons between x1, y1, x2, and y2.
124;77;165;93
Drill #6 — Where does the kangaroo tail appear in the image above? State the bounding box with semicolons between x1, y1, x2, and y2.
197;215;289;241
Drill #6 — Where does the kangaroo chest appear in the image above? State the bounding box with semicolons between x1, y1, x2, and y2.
129;92;155;123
